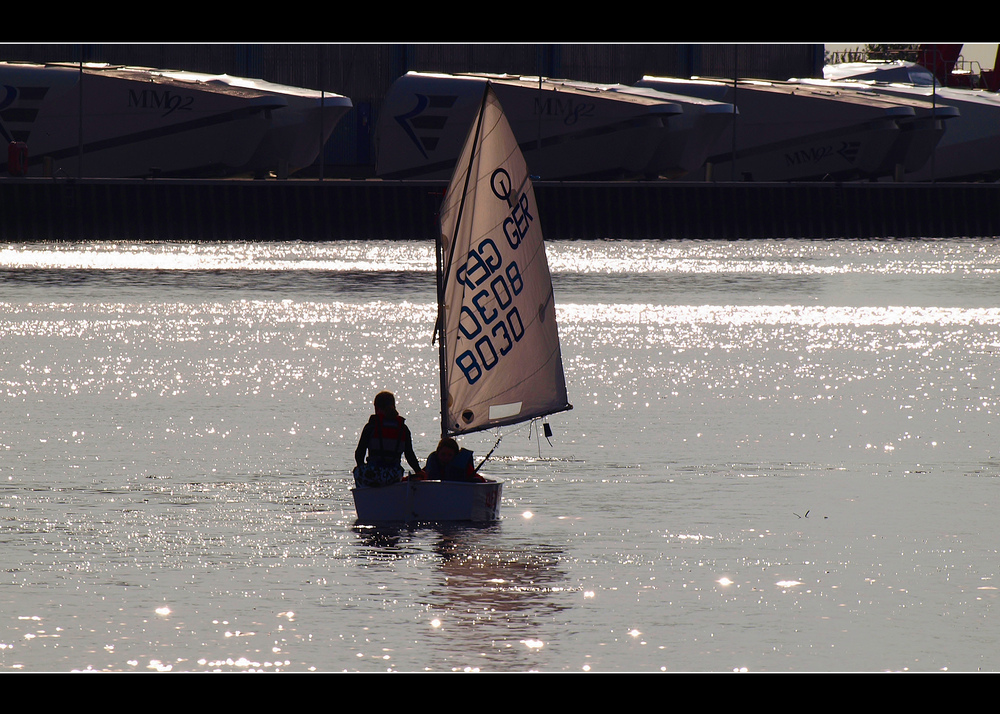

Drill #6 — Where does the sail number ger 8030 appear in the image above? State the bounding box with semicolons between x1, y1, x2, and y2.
452;168;535;386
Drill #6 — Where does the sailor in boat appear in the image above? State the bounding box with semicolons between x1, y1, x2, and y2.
353;391;425;487
423;437;487;483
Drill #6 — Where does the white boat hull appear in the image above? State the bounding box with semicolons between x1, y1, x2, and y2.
352;479;502;523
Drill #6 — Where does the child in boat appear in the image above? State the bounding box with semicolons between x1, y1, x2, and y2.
353;391;425;487
424;437;486;482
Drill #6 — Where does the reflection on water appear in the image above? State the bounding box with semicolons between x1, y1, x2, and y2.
350;523;570;670
1;239;999;671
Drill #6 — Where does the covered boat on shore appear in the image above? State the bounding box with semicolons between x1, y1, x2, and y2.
141;69;354;178
0;62;352;178
635;75;957;182
813;61;1000;181
375;71;685;180
528;76;735;179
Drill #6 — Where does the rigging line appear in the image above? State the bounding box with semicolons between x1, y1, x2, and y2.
474;431;503;473
477;416;556;472
533;420;542;459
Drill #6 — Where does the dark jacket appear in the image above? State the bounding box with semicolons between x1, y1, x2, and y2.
424;448;482;481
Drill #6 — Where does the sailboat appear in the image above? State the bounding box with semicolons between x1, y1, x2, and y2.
352;85;572;523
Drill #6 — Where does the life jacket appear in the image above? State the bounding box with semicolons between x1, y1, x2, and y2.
366;413;406;466
427;448;476;481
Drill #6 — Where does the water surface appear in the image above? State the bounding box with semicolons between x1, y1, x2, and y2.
0;239;998;671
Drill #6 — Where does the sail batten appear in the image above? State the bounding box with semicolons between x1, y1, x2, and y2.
437;85;571;437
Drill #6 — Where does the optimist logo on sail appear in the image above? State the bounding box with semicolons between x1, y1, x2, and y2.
491;168;533;249
452;166;535;386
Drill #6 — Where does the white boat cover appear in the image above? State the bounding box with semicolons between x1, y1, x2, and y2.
437;86;571;436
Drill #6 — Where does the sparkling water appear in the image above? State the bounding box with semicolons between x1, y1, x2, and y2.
0;238;998;672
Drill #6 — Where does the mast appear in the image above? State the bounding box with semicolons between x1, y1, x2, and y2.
438;84;492;438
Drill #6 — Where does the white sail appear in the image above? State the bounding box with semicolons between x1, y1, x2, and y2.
437;85;571;436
